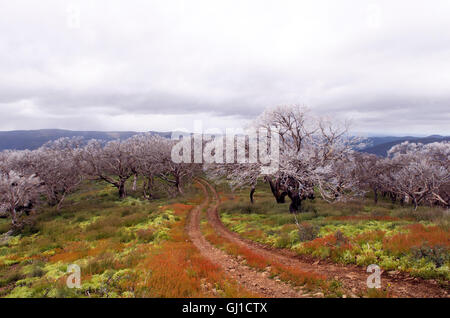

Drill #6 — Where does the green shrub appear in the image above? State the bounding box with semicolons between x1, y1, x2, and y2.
334;230;349;247
29;265;45;278
0;272;24;288
0;222;10;235
393;208;446;222
136;229;155;243
274;233;290;248
297;223;319;242
370;208;390;217
410;244;449;268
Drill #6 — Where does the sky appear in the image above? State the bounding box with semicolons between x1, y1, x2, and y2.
0;0;449;136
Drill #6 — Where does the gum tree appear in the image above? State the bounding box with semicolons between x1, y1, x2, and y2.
31;138;84;209
81;139;138;199
0;171;42;231
128;134;168;199
383;141;450;209
257;105;362;212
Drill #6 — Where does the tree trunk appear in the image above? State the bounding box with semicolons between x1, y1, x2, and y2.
143;175;154;200
175;176;183;194
176;182;183;194
118;181;127;199
250;186;256;204
11;208;17;226
132;174;137;191
287;190;302;213
373;188;378;204
56;193;67;211
266;177;287;203
278;192;288;203
412;197;418;210
389;192;396;204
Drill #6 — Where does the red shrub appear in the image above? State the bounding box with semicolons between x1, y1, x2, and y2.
384;224;450;254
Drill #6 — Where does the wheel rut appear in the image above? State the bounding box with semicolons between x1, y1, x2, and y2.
186;180;309;298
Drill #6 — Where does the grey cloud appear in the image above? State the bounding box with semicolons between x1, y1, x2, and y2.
0;0;449;135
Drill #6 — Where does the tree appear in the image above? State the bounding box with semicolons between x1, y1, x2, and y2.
159;139;198;195
207;105;363;213
353;153;385;204
384;141;450;210
31;138;84;209
257;105;362;212
128;134;167;199
0;171;42;231
81;139;138;199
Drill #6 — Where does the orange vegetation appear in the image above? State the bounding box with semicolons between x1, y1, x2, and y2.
132;204;257;297
354;230;386;244
384;224;450;254
329;215;402;222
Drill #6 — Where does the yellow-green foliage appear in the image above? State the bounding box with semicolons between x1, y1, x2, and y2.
0;181;181;297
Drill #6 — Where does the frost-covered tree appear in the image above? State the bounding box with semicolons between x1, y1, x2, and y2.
159;138;198;195
353;153;386;204
208;105;363;213
0;171;42;230
81;139;138;198
128;134;168;199
384;141;450;209
259;106;363;212
31;138;84;209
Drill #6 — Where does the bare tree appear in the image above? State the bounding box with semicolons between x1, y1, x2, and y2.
31;138;84;209
353;153;386;204
383;141;450;210
128;134;167;199
81;139;138;199
207;105;363;213
0;171;42;231
159;141;198;195
257;106;362;212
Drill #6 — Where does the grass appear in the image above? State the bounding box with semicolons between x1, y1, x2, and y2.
0;179;256;298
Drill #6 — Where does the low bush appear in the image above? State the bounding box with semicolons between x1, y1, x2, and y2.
297;222;320;242
136;228;155;243
410;244;449;268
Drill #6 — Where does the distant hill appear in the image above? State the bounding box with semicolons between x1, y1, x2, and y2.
0;129;172;151
361;135;450;157
0;129;448;157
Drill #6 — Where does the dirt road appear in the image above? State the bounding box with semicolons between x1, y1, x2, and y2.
186;180;309;297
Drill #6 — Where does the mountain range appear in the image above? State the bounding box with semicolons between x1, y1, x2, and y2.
361;135;450;156
0;129;171;151
0;129;448;157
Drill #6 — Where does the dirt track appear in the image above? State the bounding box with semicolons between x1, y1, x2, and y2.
188;179;449;298
186;180;309;297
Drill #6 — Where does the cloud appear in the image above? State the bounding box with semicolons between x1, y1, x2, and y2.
0;0;449;135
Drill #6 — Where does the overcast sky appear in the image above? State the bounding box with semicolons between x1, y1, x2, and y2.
1;0;449;136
